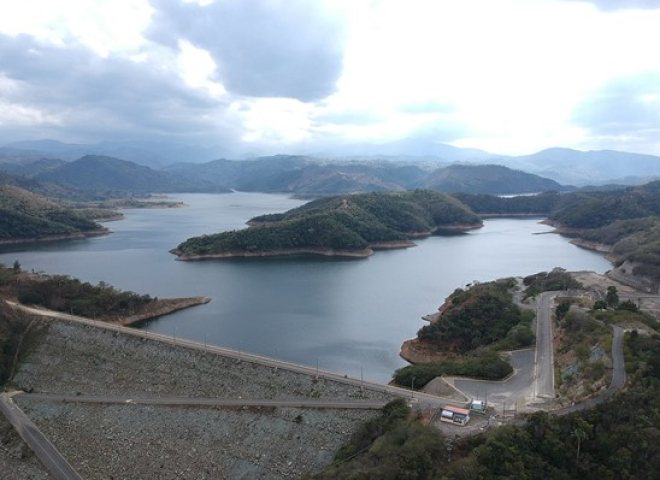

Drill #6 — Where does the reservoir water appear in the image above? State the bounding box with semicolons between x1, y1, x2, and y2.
0;192;611;382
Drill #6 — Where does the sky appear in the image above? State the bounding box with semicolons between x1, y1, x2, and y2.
1;0;660;158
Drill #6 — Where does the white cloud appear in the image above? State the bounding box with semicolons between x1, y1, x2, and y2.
1;0;660;156
176;40;226;97
0;0;153;56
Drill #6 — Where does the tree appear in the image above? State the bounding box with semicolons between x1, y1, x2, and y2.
12;260;21;273
617;300;638;312
606;286;619;308
593;300;608;310
555;301;571;320
571;418;592;462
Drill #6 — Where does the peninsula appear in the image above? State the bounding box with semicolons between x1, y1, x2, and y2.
172;190;482;260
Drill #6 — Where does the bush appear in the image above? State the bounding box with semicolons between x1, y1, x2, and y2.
392;352;513;388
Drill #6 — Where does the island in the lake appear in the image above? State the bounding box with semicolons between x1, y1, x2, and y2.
171;190;483;260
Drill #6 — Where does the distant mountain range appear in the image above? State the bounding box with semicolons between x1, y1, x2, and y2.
2;138;659;186
0;152;562;196
164;156;563;195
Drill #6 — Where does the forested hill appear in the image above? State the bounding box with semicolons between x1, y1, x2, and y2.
455;182;660;290
35;155;228;194
548;182;660;291
0;184;104;242
173;190;481;259
453;181;660;222
421;164;562;194
548;180;660;229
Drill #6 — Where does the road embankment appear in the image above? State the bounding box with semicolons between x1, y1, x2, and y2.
116;296;211;326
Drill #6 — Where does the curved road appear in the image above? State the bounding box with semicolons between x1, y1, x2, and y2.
0;393;83;480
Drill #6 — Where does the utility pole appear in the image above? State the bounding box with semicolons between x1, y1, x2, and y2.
411;376;415;398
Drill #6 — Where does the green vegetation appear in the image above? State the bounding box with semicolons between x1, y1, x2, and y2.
314;333;660;480
548;181;660;229
15;276;153;319
0;184;102;241
417;279;530;354
176;190;481;257
576;216;660;284
422;164;562;194
393;351;513;388
309;399;449;480
452;190;562;215
0;265;154;319
0;302;28;386
523;268;583;298
35;155;224;194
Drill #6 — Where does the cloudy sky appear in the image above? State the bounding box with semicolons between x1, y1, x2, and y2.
1;0;660;157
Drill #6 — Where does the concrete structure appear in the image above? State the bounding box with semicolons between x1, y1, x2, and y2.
440;406;470;425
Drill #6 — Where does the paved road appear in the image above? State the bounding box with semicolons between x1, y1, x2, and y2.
534;292;557;400
453;348;535;408
6;301;465;408
0;393;83;480
17;392;388;410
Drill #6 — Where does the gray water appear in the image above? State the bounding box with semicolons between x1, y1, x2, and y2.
0;192;611;382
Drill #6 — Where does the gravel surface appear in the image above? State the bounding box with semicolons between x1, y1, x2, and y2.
0;414;51;480
17;399;374;479
14;321;393;403
8;319;393;478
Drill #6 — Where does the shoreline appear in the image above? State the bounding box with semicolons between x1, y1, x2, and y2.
117;296;211;326
171;247;376;261
172;223;483;261
0;228;109;246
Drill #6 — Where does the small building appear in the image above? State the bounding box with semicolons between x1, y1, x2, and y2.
440;406;470;426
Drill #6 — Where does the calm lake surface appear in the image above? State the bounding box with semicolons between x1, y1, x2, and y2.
0;192;611;382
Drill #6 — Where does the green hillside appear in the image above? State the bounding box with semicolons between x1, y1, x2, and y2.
423;164;562;194
0;184;103;241
174;190;481;258
548;181;660;229
36;155;226;194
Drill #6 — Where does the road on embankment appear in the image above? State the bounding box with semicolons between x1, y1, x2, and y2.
534;292;558;400
5;301;463;408
0;393;83;480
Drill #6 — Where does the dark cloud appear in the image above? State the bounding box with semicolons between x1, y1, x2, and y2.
0;33;240;148
148;0;345;102
560;0;660;10
572;72;660;137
